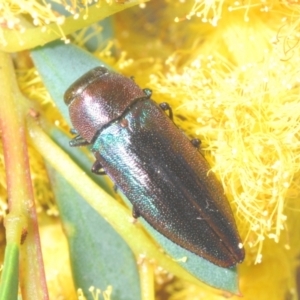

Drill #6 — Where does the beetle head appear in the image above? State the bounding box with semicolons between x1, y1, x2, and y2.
64;66;146;143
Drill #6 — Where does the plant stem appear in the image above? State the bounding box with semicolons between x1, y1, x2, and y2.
0;52;49;300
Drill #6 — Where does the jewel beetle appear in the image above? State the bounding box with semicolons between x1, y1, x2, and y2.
64;66;245;268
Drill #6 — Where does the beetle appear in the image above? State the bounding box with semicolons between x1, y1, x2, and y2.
64;66;245;268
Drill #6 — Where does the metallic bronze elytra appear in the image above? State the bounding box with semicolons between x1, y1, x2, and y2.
64;66;245;268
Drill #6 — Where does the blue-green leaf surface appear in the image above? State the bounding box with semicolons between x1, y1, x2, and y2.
47;163;141;300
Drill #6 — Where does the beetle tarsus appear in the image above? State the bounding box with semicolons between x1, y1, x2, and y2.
113;184;118;193
132;205;140;219
159;102;173;120
191;138;201;149
91;160;106;175
70;135;91;147
143;88;152;98
70;128;78;135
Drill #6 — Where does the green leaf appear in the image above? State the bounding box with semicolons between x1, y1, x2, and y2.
0;243;19;300
31;42;240;293
47;164;141;300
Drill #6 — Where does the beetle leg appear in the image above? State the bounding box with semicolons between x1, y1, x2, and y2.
159;102;173;120
91;160;106;175
70;135;90;147
143;88;152;98
191;138;201;149
70;128;78;135
132;205;140;219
